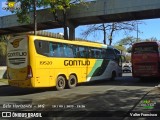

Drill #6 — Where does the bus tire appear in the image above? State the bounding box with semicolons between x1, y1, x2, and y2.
68;75;77;89
111;71;116;80
56;76;66;91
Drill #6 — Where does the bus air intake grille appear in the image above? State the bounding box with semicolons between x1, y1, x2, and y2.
9;58;25;65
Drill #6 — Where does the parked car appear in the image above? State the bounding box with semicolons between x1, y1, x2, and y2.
122;65;132;73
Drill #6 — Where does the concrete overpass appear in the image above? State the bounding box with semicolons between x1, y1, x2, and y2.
0;0;160;39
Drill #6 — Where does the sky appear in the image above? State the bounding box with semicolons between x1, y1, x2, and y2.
0;0;160;45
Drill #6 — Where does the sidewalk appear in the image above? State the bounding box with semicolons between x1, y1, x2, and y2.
124;86;160;119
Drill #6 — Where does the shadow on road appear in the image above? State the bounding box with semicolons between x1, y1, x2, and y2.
0;86;57;96
6;88;147;108
81;76;159;87
0;75;159;96
4;88;153;118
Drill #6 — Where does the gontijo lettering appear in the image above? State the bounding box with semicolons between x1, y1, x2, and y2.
8;52;27;57
64;60;90;66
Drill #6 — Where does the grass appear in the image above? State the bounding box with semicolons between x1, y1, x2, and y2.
0;79;8;84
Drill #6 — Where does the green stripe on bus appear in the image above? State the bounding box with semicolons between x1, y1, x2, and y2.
88;59;110;77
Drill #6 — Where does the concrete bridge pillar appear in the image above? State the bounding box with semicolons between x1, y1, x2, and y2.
68;22;78;40
69;27;75;40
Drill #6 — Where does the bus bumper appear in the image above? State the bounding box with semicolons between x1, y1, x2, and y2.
8;79;32;88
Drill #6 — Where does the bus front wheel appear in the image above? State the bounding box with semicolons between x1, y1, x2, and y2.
68;75;77;89
56;76;66;90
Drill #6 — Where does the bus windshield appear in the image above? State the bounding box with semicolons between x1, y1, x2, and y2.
133;46;158;54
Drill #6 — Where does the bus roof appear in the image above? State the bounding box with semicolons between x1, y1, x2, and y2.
28;35;109;48
133;41;160;47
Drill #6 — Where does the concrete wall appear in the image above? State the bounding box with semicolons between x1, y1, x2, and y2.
69;0;160;18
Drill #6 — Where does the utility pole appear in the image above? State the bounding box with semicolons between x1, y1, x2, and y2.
34;0;37;35
136;22;138;42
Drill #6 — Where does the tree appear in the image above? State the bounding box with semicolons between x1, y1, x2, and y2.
81;21;143;45
114;45;126;54
117;36;142;46
0;42;7;56
144;37;158;42
0;35;11;56
116;36;142;53
0;35;10;43
0;35;9;66
7;0;84;40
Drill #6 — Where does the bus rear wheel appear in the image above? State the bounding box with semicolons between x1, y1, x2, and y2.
68;75;77;89
56;76;66;91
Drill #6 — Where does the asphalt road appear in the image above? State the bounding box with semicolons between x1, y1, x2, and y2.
0;73;159;120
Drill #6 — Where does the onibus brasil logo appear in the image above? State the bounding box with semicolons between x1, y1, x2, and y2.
2;1;21;11
140;99;156;109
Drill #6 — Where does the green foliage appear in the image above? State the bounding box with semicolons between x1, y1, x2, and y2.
0;35;11;56
0;42;7;56
143;37;158;42
127;47;132;53
114;45;126;52
0;35;9;43
118;36;141;46
7;0;84;40
125;55;131;62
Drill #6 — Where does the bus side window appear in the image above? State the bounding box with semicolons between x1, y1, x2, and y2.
65;45;74;58
49;42;54;56
34;40;49;56
102;49;106;59
57;44;64;57
79;46;86;58
96;49;102;59
105;48;116;60
72;45;79;58
89;48;96;58
49;42;62;57
114;48;121;55
83;47;88;58
50;42;58;57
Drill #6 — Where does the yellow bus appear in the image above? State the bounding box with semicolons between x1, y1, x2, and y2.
7;35;123;90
